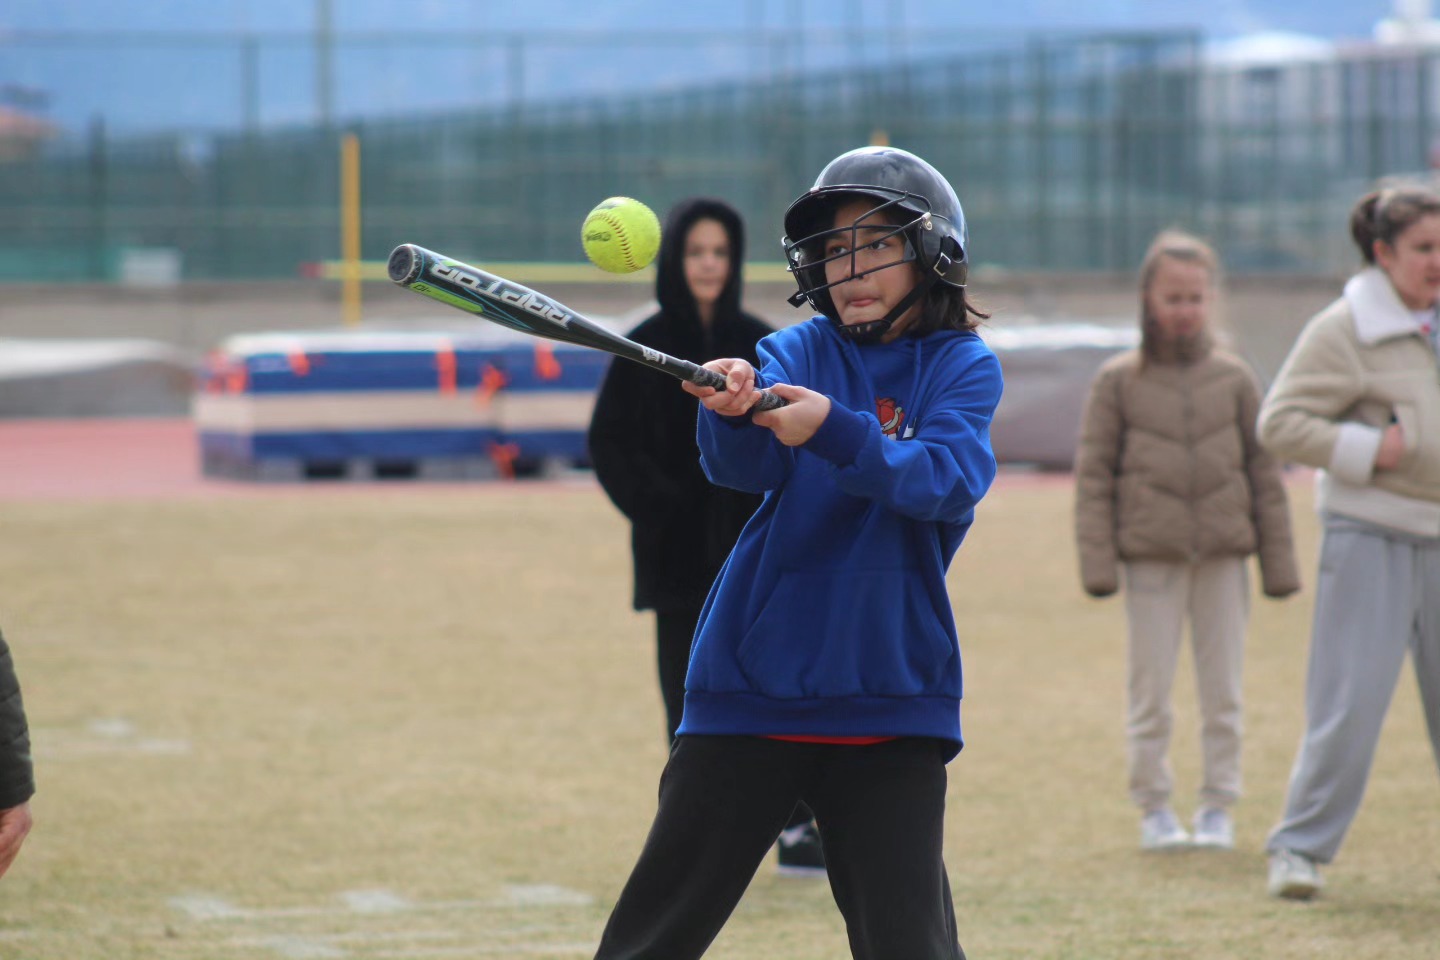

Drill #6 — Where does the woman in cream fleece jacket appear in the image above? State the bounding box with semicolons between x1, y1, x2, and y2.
1258;186;1440;901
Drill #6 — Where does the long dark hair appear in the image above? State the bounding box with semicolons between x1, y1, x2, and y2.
1350;186;1440;265
903;282;989;337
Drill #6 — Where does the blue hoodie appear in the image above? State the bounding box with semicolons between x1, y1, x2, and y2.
678;316;1003;759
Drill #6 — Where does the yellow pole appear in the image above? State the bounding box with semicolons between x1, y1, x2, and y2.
340;132;362;326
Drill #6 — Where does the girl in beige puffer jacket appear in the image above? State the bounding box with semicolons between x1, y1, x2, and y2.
1074;230;1299;853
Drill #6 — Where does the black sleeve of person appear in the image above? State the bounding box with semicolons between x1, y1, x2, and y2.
587;349;691;523
0;628;35;810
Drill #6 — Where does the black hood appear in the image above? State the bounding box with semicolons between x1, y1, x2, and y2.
654;197;748;346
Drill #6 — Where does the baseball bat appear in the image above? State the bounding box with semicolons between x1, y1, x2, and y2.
387;244;786;411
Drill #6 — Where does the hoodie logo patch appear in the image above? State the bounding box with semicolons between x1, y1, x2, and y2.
876;397;905;439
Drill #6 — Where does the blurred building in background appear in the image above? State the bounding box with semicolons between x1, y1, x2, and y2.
3;4;1440;281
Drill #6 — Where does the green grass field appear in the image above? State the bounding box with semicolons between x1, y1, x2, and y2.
0;477;1436;959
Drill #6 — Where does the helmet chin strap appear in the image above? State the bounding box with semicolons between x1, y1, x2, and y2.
834;265;942;343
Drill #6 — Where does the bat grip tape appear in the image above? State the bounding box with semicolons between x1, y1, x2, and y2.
691;366;787;411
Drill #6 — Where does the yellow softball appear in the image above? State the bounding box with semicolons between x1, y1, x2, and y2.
581;197;661;274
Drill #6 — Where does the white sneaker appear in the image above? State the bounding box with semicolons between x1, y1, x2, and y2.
1267;849;1323;900
1140;808;1191;851
1192;806;1235;849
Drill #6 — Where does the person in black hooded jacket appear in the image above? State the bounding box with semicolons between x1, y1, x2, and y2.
588;197;830;877
588;197;772;743
0;626;34;880
588;198;826;876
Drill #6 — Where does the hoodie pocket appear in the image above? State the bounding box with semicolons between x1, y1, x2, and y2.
735;569;954;699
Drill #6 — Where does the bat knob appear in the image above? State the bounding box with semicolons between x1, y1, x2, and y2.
387;245;424;285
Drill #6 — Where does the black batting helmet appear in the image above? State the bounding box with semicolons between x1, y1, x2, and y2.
782;146;969;338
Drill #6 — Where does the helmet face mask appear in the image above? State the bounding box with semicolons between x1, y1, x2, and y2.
781;147;969;338
785;192;925;313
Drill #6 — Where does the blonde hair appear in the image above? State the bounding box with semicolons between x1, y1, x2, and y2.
1137;229;1230;361
1138;229;1219;297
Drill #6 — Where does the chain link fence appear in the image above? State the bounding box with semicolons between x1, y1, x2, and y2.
2;30;1438;281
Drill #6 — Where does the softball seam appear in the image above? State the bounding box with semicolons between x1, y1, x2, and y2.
591;211;640;271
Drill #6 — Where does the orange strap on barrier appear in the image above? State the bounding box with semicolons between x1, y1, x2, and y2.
535;342;562;381
287;351;311;376
436;342;457;394
477;363;508;407
488;441;520;480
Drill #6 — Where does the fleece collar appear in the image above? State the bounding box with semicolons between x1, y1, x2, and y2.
1343;268;1433;345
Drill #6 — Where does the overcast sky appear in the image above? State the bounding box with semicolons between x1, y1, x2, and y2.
0;1;1396;39
0;1;1406;134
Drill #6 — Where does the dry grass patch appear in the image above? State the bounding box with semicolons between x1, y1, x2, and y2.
0;477;1435;959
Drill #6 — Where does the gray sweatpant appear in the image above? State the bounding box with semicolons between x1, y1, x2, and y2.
1267;516;1440;863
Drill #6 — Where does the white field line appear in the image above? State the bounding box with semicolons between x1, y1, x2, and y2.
170;885;594;922
226;935;344;959
167;885;597;959
370;944;594;957
32;718;192;758
33;738;193;757
228;920;588;946
207;938;595;960
209;920;596;959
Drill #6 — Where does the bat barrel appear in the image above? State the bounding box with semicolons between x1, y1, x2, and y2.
384;243;788;408
387;244;425;285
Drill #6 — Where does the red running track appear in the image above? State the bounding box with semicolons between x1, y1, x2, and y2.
0;418;246;501
0;418;612;501
0;418;1078;502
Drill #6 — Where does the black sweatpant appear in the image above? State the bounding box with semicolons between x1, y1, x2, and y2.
593;735;965;960
654;604;702;744
654;609;814;831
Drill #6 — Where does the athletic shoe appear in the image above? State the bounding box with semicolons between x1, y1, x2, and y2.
1192;806;1235;849
776;822;826;877
1140;808;1191;851
1268;849;1323;900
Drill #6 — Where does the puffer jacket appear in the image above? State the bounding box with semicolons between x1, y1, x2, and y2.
1258;268;1440;537
1074;343;1300;598
0;627;34;811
